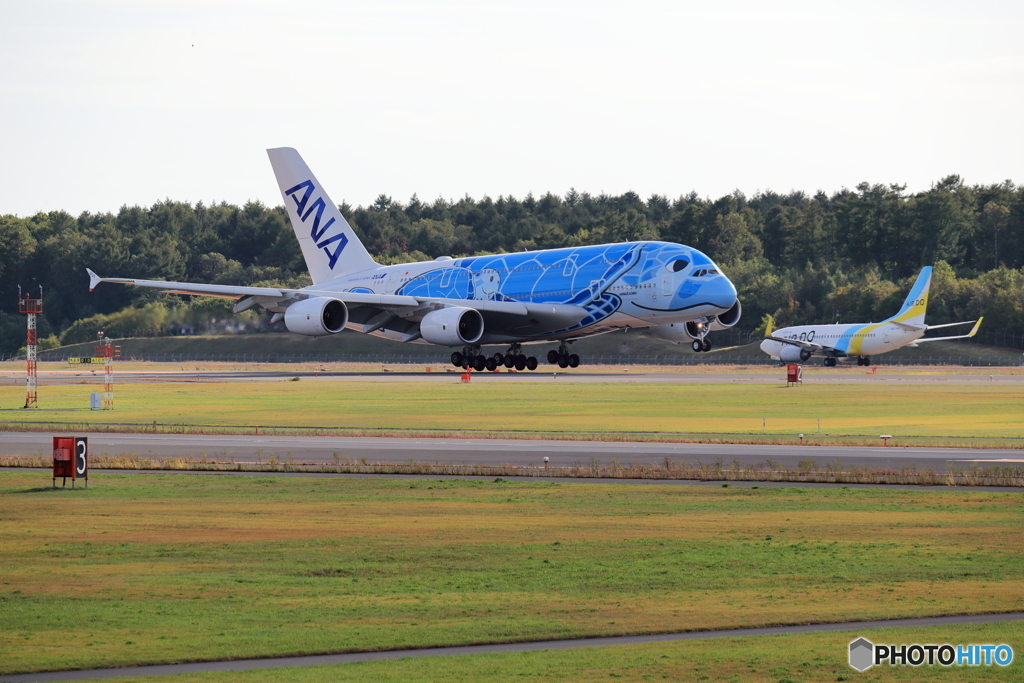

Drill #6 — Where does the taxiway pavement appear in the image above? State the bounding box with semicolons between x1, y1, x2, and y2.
2;432;1019;471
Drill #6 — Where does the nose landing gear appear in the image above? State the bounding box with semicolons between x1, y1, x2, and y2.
691;338;712;353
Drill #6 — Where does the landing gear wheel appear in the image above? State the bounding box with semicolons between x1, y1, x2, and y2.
486;357;498;372
568;353;580;368
824;357;836;367
526;356;538;371
863;356;870;366
514;356;526;371
473;356;486;372
692;340;703;353
504;355;515;368
547;349;560;364
451;352;463;368
702;339;712;352
493;352;505;365
557;355;569;369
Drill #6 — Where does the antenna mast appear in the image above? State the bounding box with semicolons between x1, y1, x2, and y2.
17;286;43;408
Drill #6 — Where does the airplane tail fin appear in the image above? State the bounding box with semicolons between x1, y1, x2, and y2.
886;266;931;326
267;147;378;284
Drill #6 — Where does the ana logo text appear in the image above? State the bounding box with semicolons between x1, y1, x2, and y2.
285;180;348;270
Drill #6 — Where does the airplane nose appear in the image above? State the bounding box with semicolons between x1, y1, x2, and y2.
708;275;738;311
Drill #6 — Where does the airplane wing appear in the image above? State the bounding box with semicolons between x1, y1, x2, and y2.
765;334;841;356
87;269;419;309
913;317;983;343
86;269;588;332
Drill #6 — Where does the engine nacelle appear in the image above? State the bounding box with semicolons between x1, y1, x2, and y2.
684;320;706;340
648;322;694;344
779;345;812;363
420;306;484;346
284;298;348;336
708;300;742;331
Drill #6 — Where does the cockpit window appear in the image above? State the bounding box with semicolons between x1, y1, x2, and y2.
693;268;719;277
669;259;689;273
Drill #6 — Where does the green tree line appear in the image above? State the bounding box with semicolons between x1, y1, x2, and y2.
1;175;1023;354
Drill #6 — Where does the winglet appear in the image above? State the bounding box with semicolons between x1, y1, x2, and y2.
86;268;102;292
967;316;983;337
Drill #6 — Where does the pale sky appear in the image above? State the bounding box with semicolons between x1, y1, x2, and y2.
2;1;1022;217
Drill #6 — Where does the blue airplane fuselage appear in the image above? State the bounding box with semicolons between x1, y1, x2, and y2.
326;240;738;344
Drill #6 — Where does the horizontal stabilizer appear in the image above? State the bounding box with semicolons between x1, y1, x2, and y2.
925;319;978;331
915;317;983;343
87;268;102;292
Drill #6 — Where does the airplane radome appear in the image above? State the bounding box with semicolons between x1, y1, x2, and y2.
759;265;982;367
87;148;741;371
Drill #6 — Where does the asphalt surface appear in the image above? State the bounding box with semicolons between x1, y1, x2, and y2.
2;612;1021;682
2;432;1021;471
5;367;1024;385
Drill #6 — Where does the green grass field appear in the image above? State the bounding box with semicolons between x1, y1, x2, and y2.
1;471;1021;676
2;380;1024;441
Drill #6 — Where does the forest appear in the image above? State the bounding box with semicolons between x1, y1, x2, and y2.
1;174;1023;354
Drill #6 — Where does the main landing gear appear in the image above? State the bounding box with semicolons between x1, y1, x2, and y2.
823;357;837;367
451;346;489;371
856;356;871;366
498;343;538;371
450;345;539;371
547;343;580;369
450;342;589;372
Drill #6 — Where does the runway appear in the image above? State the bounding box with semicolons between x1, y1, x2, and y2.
4;366;1024;386
2;612;1021;682
2;432;1020;471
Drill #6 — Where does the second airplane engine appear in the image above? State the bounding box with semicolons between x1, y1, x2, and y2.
284;298;348;336
649;323;694;344
420;306;485;345
779;345;812;363
708;300;742;330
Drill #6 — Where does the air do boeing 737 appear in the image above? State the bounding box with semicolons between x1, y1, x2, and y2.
87;148;741;371
759;266;982;366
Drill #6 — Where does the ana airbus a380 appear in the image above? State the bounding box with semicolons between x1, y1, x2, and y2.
87;148;742;371
759;266;982;367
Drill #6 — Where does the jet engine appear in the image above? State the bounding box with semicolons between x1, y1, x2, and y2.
419;306;484;346
683;320;706;340
779;345;812;363
708;300;742;331
283;298;348;336
649;322;693;344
